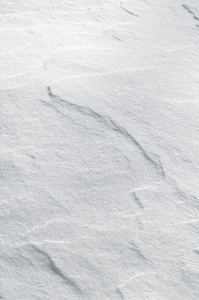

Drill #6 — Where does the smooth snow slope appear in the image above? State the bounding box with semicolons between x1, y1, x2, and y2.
1;0;199;299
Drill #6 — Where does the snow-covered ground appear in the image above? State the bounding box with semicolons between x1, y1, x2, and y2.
1;0;199;299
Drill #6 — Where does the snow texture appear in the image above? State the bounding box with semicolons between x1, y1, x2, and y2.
1;0;199;299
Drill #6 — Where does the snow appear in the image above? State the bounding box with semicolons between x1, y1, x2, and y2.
1;0;199;299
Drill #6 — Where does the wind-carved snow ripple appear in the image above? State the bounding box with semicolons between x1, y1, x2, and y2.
31;244;83;294
43;86;165;188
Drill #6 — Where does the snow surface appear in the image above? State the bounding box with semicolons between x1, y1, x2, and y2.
1;0;199;299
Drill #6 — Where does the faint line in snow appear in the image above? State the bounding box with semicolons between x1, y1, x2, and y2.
50;67;148;84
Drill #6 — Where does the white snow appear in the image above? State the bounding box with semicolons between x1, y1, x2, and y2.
1;0;199;299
